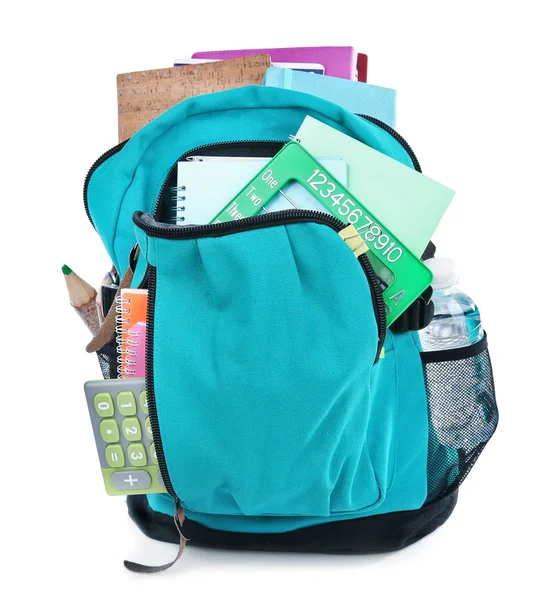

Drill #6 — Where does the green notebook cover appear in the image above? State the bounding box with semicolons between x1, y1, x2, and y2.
295;116;455;257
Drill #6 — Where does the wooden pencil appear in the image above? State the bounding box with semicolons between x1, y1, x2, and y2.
62;264;101;336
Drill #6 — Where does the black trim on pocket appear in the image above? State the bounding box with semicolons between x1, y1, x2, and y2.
127;490;458;553
83;139;128;228
145;265;177;500
420;333;498;501
420;332;488;364
135;209;387;362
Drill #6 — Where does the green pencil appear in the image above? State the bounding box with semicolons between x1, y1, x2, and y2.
62;264;101;336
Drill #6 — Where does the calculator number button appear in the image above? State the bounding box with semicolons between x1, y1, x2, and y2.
117;391;136;416
94;393;114;417
111;470;151;490
145;417;153;440
128;443;147;467
122;417;142;441
100;419;119;443
105;444;125;468
150;443;158;465
140;391;149;414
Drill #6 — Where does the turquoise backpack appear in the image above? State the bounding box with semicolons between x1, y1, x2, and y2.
84;86;497;563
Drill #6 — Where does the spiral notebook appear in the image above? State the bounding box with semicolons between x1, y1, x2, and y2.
172;157;347;225
115;289;148;378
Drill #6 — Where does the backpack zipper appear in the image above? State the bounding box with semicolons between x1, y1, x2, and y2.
133;209;387;362
152;140;285;221
85;120;419;505
83;115;420;228
145;265;177;499
357;114;421;172
149;115;422;220
83;140;128;228
139;209;387;502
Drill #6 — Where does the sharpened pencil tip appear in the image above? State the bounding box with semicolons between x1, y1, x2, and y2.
62;264;73;275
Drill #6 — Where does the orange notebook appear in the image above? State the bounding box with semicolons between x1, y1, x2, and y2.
116;54;271;142
116;289;148;378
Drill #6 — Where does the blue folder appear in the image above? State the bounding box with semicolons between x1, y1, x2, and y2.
263;66;396;128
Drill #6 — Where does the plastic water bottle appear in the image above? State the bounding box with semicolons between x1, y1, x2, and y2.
420;258;492;450
419;257;483;351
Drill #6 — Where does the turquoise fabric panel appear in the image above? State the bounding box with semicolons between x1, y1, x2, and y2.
146;331;428;533
367;331;429;516
143;222;380;517
139;221;428;532
88;86;416;275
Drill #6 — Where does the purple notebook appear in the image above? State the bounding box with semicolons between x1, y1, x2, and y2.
192;46;368;81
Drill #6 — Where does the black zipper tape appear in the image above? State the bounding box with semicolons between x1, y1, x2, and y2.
134;209;386;362
152;140;285;220
142;210;387;500
85;118;420;505
145;265;177;499
83;116;421;230
357;114;421;172
83;139;128;228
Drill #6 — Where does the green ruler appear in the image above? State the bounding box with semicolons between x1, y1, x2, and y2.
211;142;432;327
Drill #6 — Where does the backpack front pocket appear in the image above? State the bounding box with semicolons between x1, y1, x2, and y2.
134;210;395;518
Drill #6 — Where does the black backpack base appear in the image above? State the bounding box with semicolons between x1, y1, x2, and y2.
127;490;458;554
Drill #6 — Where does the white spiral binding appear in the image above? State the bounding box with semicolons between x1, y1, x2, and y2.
115;295;136;377
171;185;186;223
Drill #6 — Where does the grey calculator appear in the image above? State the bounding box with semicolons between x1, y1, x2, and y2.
84;378;166;496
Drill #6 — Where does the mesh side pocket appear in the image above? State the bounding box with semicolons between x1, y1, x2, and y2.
96;343;119;380
421;335;498;501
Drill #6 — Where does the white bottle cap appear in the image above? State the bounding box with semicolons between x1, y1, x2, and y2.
424;257;459;289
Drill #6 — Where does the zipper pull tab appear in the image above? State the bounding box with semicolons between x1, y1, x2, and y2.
339;225;369;258
124;498;189;573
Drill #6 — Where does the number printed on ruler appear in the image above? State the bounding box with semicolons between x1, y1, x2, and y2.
210;140;433;327
307;169;403;264
216;170;279;222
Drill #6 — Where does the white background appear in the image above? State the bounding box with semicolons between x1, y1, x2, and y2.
2;0;553;597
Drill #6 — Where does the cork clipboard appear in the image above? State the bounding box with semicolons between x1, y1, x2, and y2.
117;54;271;142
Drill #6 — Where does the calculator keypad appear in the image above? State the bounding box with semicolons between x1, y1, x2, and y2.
140;391;149;414
106;444;125;467
128;442;147;467
111;470;151;491
117;391;136;416
84;378;166;496
122;416;142;441
94;393;114;417
150;443;158;465
100;419;119;443
145;417;153;439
